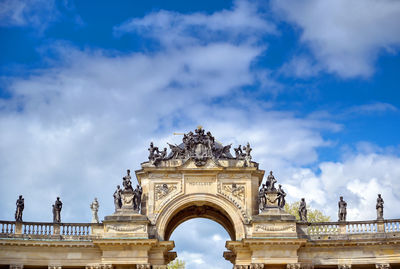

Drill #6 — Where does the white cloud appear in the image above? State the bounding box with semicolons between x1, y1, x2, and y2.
272;0;400;78
114;0;276;48
0;0;58;29
285;150;400;221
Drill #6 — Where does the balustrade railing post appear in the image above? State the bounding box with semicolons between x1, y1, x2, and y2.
338;222;346;235
377;220;385;233
15;221;22;235
54;223;60;235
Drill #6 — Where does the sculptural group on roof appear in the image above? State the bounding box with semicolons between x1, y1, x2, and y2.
148;127;252;167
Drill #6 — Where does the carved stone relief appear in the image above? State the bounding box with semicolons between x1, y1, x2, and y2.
155;183;177;201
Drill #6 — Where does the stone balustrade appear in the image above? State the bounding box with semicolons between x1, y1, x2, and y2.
0;220;101;239
1;219;400;240
303;219;400;237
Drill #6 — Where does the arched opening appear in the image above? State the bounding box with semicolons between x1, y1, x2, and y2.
155;193;246;241
164;203;236;241
169;218;232;269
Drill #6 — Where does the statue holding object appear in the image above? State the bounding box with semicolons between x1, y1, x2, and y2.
90;198;100;223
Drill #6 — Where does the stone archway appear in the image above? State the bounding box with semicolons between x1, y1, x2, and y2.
155;193;246;241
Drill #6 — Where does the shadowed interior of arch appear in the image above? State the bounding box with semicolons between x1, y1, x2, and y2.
164;203;236;241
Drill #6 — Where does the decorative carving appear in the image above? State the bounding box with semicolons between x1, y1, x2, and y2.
15;195;24;222
259;171;286;211
217;183;250;223
338;265;351;269
107;224;146;232
52;197;62;223
255;224;296;232
299;198;307;222
338;196;347;222
155;183;177;201
145;127;254;167
10;265;23;269
376;194;384;220
287;264;300;269
223;183;245;203
90;198;99;223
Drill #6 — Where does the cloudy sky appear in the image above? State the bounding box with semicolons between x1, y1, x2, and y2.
1;0;400;268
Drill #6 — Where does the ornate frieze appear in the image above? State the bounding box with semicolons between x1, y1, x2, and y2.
287;264;300;269
106;224;146;233
155;183;177;201
254;223;296;233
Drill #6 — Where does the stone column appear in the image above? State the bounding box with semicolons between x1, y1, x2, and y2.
376;264;391;269
287;264;300;269
9;265;23;269
338;265;351;269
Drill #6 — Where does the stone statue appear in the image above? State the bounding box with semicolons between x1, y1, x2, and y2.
258;184;266;210
90;198;99;223
277;184;286;208
338;196;347;222
234;145;244;160
133;184;143;212
266;171;277;191
53;197;62;223
113;185;122;211
148;142;157;161
299;198;307;222
376;194;384;220
244;142;252;159
122;169;133;191
15;195;24;222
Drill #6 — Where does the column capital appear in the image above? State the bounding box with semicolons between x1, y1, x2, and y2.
85;264;112;269
287;264;300;269
376;264;391;269
10;265;23;269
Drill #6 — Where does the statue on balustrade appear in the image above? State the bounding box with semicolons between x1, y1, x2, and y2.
90;198;100;223
15;195;24;222
53;197;63;223
277;184;286;208
122;169;133;191
113;185;122;211
258;184;267;210
376;194;384;220
266;171;277;191
338;196;347;222
299;198;307;222
134;184;143;212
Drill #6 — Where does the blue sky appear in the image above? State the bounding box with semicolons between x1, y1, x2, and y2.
1;0;400;268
